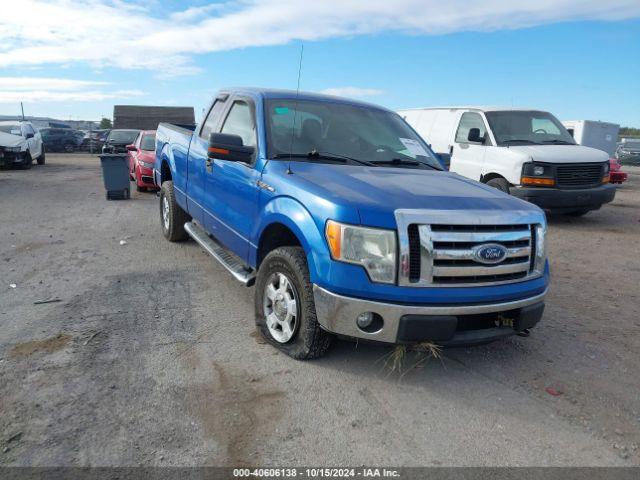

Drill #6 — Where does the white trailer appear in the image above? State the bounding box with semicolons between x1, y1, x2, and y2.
562;120;619;157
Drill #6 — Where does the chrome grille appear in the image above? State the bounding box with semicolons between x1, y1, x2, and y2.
556;163;604;188
419;224;533;285
395;209;547;288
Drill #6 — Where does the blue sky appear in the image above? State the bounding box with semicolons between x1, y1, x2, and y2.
1;1;639;126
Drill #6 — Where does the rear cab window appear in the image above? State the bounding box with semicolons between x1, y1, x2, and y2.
200;98;228;140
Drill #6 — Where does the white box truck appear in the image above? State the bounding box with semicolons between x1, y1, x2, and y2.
562;120;619;157
399;107;615;216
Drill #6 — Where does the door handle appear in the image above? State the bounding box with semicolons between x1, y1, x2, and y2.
205;158;213;172
449;145;454;155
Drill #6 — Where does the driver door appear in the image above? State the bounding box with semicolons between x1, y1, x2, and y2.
23;124;42;158
450;112;488;181
203;97;261;263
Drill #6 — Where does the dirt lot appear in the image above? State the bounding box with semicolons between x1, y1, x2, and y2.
1;154;639;467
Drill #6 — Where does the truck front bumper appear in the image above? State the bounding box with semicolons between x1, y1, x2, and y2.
313;285;546;346
510;184;615;213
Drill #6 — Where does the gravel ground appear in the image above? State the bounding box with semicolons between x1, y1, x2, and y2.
0;154;639;467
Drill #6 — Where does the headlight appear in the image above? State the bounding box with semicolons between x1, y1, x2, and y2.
521;162;555;186
533;222;547;276
325;220;397;284
139;161;154;169
5;147;22;152
602;161;611;183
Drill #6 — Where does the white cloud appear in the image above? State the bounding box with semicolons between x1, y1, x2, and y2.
321;87;383;98
0;77;109;91
0;77;144;103
0;0;639;74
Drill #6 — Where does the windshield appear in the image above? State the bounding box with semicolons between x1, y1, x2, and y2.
108;130;139;144
265;99;442;169
0;124;21;135
140;134;155;151
622;142;640;150
485;111;576;146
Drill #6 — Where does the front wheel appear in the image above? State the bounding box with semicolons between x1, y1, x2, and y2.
21;152;32;170
255;247;332;359
485;177;510;193
37;147;46;165
159;180;190;241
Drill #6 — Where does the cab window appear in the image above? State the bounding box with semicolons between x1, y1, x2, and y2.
455;112;486;144
220;101;256;148
200;100;227;140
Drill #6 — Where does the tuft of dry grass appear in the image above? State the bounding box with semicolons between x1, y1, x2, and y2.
381;341;443;377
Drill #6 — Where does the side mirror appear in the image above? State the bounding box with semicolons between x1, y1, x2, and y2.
25;132;34;139
467;128;483;143
208;133;254;162
126;144;137;151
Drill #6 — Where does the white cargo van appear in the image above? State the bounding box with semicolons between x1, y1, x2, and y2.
399;107;615;215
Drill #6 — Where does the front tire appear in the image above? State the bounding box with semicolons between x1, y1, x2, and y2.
22;152;32;170
255;247;332;359
159;180;190;241
486;177;510;193
37;147;46;165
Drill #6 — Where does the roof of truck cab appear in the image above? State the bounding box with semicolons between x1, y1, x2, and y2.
222;87;391;112
397;106;545;113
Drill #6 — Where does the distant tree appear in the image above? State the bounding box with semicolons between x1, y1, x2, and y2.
99;117;113;129
620;127;640;137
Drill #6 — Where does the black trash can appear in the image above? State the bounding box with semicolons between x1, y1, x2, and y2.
99;154;130;200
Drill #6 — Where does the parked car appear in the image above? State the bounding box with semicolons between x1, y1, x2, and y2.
39;127;83;152
81;129;110;152
0;120;45;169
126;130;158;191
615;139;640;165
399;107;615;216
102;129;139;154
155;88;549;359
609;158;628;184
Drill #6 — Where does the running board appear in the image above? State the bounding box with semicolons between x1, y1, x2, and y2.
184;221;256;286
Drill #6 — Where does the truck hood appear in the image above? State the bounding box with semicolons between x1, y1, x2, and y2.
507;144;609;163
287;163;538;228
0;132;26;148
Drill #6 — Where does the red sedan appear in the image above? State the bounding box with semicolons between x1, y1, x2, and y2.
126;130;158;192
609;158;628;184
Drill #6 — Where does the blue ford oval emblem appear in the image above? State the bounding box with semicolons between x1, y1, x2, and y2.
474;243;508;264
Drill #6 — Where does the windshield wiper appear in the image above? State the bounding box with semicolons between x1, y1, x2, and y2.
272;151;376;167
541;139;575;145
502;139;541;145
371;158;429;168
308;150;377;167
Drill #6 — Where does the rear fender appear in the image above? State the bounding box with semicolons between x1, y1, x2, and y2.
158;142;175;184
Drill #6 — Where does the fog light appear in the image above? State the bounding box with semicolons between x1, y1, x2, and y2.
357;312;374;329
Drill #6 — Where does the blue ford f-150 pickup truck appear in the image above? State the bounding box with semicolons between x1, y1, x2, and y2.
155;88;549;359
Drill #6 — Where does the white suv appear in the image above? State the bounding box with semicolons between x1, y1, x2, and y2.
0;120;45;169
